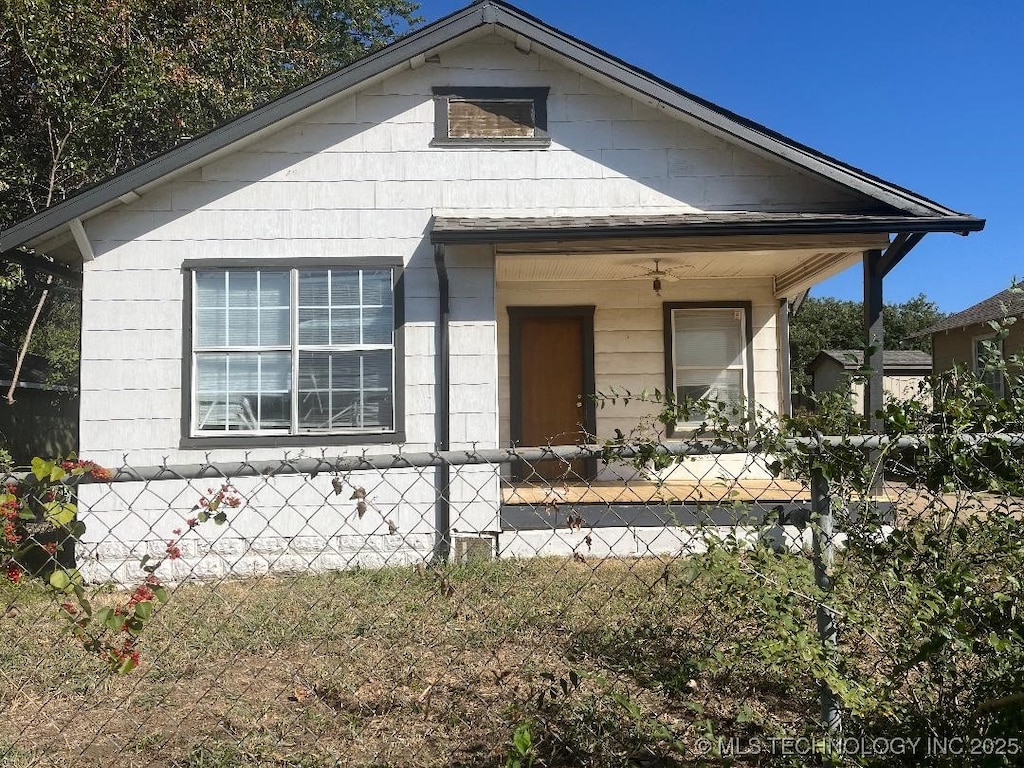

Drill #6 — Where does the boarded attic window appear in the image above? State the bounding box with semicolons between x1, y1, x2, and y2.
449;99;535;138
433;86;550;146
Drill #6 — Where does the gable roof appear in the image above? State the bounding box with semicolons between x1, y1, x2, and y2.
918;287;1024;336
0;0;984;257
811;349;932;373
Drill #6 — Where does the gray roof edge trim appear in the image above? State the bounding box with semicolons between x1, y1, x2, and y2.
488;4;971;219
0;6;487;253
430;215;986;244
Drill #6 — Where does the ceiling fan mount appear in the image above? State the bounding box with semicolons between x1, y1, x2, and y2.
626;259;689;295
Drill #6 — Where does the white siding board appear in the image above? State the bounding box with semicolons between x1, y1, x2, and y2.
79;388;179;421
84;300;180;330
80;359;180;387
600;149;669;179
549;120;614;150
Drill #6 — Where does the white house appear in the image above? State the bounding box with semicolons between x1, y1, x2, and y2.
0;1;983;579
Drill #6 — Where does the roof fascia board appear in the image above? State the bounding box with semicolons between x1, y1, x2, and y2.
431;215;985;245
485;3;964;219
0;4;488;253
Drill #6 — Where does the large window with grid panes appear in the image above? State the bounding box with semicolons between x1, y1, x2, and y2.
187;265;397;439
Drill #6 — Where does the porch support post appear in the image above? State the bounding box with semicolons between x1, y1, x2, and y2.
778;299;793;417
862;249;884;432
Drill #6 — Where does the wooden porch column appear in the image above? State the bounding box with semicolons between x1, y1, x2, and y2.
778;299;793;417
863;249;884;433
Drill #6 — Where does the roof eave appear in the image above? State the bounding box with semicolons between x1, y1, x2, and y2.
431;215;986;245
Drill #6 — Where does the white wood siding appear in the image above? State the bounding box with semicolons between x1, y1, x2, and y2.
79;32;851;466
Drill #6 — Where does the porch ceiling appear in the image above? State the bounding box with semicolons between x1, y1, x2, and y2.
438;212;900;298
494;246;868;299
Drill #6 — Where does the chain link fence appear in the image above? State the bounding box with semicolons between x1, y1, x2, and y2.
1;436;1022;766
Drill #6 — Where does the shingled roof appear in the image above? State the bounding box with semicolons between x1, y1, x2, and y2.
812;349;932;372
919;287;1024;336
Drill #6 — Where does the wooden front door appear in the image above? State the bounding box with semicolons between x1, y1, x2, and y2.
510;307;595;481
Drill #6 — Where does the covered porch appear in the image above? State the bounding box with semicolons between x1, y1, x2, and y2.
430;211;982;537
432;210;985;450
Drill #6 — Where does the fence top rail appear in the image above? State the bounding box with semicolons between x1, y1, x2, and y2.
4;432;1024;485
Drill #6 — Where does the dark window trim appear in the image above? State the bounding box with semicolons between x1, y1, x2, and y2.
662;301;754;438
431;86;550;147
179;262;406;449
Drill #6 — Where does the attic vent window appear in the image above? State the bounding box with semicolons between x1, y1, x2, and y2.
432;86;550;147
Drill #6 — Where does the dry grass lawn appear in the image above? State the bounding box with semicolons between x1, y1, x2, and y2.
0;555;818;768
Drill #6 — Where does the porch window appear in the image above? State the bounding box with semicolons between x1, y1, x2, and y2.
666;304;751;428
973;335;1005;398
189;267;396;437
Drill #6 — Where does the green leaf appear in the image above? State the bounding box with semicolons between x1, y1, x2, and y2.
153;586;169;604
214;511;227;525
512;723;532;755
93;606;113;627
124;617;144;635
117;655;137;674
133;601;154;620
106;612;126;633
31;457;51;482
43;500;76;527
48;570;70;591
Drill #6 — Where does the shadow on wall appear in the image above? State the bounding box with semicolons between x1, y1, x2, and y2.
0;390;79;465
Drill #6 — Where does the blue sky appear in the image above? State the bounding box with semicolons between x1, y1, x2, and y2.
414;0;1022;312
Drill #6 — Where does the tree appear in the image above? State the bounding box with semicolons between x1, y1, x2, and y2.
0;0;422;385
789;294;945;391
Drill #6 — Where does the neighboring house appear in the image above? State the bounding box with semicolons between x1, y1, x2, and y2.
0;344;79;464
919;287;1023;397
0;1;983;578
809;349;931;412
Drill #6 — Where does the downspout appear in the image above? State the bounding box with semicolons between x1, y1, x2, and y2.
433;243;451;561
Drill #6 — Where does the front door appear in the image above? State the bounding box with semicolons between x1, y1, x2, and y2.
509;307;595;481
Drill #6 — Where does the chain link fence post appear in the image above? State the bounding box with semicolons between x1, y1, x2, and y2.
810;455;842;739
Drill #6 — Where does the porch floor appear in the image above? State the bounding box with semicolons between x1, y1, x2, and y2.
501;478;810;506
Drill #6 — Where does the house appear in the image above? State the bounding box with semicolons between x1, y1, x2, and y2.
919;287;1023;397
0;344;79;465
809;349;932;412
0;1;983;578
